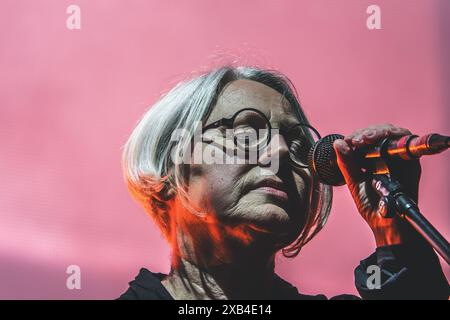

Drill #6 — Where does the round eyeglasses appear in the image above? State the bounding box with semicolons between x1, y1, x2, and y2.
202;108;321;168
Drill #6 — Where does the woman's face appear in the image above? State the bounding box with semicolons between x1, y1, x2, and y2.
183;79;313;249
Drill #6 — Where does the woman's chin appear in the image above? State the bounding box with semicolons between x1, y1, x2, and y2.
244;205;302;241
243;223;300;250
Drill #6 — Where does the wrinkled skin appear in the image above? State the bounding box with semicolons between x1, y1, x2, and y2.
161;80;422;299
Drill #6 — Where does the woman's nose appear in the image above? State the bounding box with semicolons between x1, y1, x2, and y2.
258;132;290;167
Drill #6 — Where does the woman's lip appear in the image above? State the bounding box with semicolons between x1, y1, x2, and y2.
253;186;289;201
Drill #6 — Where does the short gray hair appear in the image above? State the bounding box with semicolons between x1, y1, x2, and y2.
122;66;332;257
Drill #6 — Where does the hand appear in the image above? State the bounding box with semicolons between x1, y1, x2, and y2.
333;123;423;247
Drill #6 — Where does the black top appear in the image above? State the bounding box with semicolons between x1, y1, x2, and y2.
118;244;449;300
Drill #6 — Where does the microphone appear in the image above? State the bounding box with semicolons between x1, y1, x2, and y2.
308;133;449;186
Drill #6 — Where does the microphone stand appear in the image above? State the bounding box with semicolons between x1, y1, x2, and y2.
370;139;450;265
371;174;450;264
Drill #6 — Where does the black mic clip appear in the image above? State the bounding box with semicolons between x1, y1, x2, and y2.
371;175;400;218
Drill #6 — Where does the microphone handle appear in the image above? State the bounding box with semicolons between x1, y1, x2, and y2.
362;134;449;161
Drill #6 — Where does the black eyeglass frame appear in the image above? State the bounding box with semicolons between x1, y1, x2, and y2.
201;107;321;168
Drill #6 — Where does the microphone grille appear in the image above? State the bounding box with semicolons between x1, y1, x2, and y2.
307;134;346;186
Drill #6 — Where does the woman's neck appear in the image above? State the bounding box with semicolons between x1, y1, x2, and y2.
162;250;276;300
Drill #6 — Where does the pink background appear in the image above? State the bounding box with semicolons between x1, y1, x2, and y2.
0;0;448;299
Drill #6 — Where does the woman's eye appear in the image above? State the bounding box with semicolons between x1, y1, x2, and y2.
290;138;310;155
203;127;225;142
234;126;257;137
290;139;301;153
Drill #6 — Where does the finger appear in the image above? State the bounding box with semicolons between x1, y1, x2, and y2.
349;124;412;147
344;128;365;146
333;139;365;190
334;139;379;222
344;125;382;146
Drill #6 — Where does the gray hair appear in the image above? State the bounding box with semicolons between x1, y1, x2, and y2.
122;66;332;257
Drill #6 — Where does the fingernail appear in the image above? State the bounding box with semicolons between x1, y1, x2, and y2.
363;129;375;138
343;136;353;144
352;137;363;144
